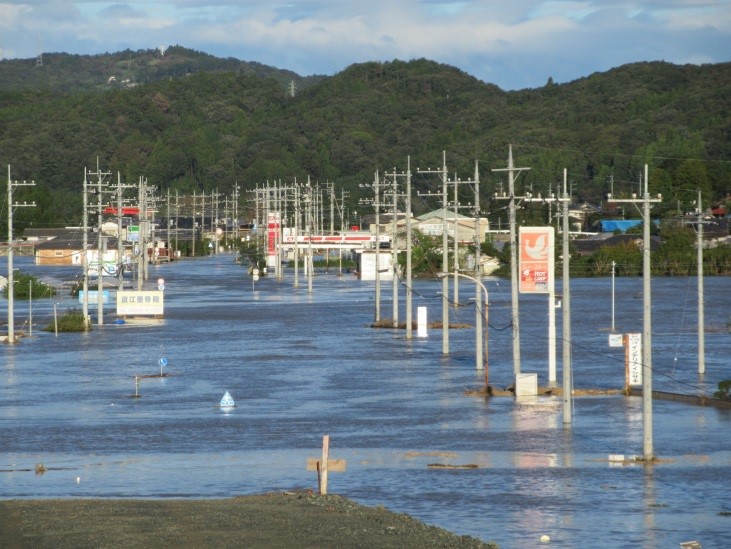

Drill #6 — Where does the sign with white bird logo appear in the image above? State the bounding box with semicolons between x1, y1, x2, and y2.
518;227;554;294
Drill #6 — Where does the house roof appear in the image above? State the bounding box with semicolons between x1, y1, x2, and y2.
417;208;474;222
572;234;662;255
33;232;118;250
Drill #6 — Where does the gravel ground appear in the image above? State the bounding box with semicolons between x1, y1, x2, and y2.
0;492;498;548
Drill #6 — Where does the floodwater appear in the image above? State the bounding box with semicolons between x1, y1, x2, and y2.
1;253;730;549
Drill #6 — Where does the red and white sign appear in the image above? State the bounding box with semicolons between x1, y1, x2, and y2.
267;211;280;267
518;226;554;294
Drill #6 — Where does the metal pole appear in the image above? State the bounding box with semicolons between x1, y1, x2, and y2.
438;271;489;385
697;190;705;375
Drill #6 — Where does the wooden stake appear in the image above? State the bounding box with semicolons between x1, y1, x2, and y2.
306;435;346;494
320;435;329;495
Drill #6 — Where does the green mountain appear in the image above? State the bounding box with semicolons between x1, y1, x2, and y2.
0;48;728;230
0;46;323;93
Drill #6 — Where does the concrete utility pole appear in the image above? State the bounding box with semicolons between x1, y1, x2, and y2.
191;191;197;257
418;151;450;354
472;161;482;370
492;145;531;376
359;171;385;323
306;177;314;294
521;188;568;386
405;158;413;339
87;160;111;326
610;164;662;460
233;183;240;244
82;168;89;324
696;189;705;375
6;166;36;344
389;170;399;328
113;173;137;291
561;169;573;426
384;163;413;333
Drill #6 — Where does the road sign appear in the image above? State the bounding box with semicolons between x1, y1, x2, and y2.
159;357;168;367
158;284;165;291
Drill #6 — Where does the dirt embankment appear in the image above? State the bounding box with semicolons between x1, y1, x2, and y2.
0;492;497;549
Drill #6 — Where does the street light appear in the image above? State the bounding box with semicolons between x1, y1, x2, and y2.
437;271;490;391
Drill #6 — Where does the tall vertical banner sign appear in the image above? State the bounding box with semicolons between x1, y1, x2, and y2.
624;333;643;389
267;211;280;268
519;227;554;294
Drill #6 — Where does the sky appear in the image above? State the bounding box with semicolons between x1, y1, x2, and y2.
0;1;729;90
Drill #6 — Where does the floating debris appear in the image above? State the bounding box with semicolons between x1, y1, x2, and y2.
219;391;235;408
427;463;479;469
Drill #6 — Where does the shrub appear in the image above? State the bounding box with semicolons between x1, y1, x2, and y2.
43;308;89;332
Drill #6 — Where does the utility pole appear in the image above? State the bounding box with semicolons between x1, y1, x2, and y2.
87;160;111;326
472;160;482;371
696;190;705;375
166;188;171;262
294;181;300;288
82;168;89;325
493;145;531;376
6;166;36;344
384;163;413;333
388;170;399;328
233;183;240;244
405;158;413;339
359;171;385;323
418;151;450;354
306;177;314;294
521;188;568;386
561;169;573;426
610;164;662;460
115;173;136;290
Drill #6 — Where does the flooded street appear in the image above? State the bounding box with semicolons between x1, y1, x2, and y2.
1;254;730;548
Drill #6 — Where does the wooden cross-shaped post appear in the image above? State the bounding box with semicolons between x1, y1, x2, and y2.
306;435;346;495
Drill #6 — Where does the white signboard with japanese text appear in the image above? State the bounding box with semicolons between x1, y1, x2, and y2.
116;290;164;316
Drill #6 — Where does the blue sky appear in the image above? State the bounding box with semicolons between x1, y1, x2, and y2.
0;1;729;90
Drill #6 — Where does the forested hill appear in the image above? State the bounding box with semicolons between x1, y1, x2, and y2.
0;48;729;229
0;46;324;93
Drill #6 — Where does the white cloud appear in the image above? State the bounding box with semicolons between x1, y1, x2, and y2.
0;0;728;89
